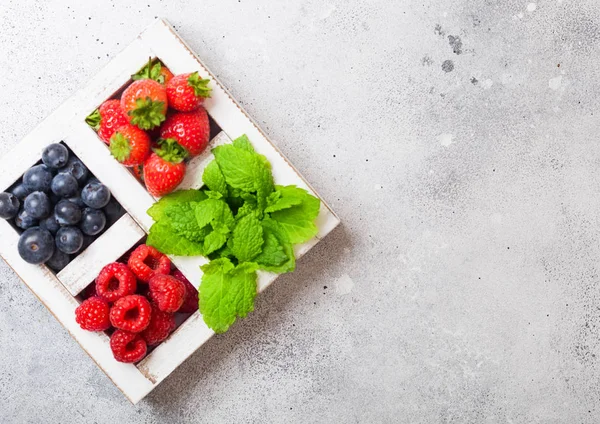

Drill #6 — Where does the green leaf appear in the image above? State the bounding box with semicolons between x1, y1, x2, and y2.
204;230;228;255
85;109;101;131
254;156;274;211
253;231;288;267
205;190;223;200
230;214;264;262
212;144;257;191
264;185;307;213
253;218;295;273
187;72;212;98
202;160;228;197
147;221;204;256
129;97;166;130
165;202;211;242
199;259;257;333
269;193;320;244
147;189;207;221
232;134;255;153
195;198;235;234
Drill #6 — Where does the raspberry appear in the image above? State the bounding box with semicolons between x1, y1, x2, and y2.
109;295;152;333
148;274;185;312
110;330;147;363
75;297;111;331
95;262;137;303
141;305;176;346
128;245;171;283
173;270;198;313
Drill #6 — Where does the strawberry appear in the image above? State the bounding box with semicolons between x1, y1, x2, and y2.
159;108;210;157
166;72;211;112
109;124;151;167
86;100;130;144
143;139;187;197
132;59;174;86
121;79;168;131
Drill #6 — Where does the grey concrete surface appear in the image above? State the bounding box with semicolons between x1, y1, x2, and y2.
0;0;598;422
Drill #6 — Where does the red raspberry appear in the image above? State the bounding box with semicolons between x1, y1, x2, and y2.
172;270;198;313
149;274;185;312
75;297;111;331
141;306;176;346
109;295;152;333
95;263;137;303
110;330;147;363
128;245;171;283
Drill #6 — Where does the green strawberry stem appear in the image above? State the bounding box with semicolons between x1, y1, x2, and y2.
109;132;132;162
188;72;212;98
85;109;101;131
154;138;188;163
129;97;166;130
132;58;166;84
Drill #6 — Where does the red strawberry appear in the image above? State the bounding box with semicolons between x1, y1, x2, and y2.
166;72;211;112
109;124;151;167
159;108;210;157
86;100;129;144
121;79;168;130
132;60;174;86
143;139;187;197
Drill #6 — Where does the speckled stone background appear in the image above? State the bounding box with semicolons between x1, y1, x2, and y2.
0;0;599;422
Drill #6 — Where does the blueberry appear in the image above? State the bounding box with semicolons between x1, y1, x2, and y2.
24;191;52;219
18;227;55;264
51;173;78;198
42;143;69;169
0;192;20;219
54;200;82;225
103;197;125;227
23;164;53;192
66;192;85;208
55;226;84;254
49;191;62;205
15;208;39;230
81;180;111;209
45;249;70;272
10;182;31;201
39;214;61;235
79;208;106;236
58;156;89;186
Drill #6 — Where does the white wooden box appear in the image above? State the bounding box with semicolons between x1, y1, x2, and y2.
0;19;340;403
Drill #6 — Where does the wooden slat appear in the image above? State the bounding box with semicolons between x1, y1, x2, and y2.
57;214;146;296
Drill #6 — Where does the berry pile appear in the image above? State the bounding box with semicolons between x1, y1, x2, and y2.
0;144;124;269
86;60;212;197
75;244;198;363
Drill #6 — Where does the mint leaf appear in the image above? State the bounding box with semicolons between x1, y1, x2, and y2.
195;198;235;232
253;231;288;267
199;259;257;333
204;230;228;255
202;161;228;197
163;202;211;242
269;193;320;244
232;134;255;153
147;221;204;256
231;214;264;262
264;185;307;213
148;189;207;221
254;156;274;211
213;145;257;191
253;218;295;272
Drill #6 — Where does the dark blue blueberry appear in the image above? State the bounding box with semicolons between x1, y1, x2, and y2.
0;192;20;219
81;180;111;209
45;249;70;272
23;164;53;192
42;143;69;169
24;191;52;219
54;200;82;225
51;173;78;198
18;227;54;264
10;182;31;201
55;226;84;254
58;156;89;187
15;208;39;230
103;197;125;227
79;208;106;236
39;214;61;235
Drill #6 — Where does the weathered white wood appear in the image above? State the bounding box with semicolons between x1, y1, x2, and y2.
57;214;146;296
0;17;340;405
0;219;154;403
